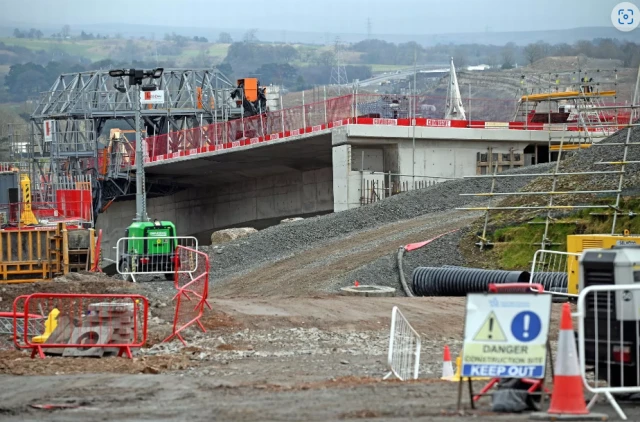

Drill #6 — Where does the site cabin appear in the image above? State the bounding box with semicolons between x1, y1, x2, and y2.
120;220;178;281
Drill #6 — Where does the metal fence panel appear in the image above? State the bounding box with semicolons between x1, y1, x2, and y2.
577;284;640;420
115;236;198;279
529;249;579;297
384;306;421;381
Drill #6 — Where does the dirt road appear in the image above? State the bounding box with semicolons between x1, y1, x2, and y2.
0;296;602;422
214;211;478;296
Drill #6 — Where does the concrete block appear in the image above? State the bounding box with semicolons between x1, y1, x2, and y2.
62;325;114;357
42;316;77;355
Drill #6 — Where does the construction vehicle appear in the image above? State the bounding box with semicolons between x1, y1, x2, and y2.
566;233;640;295
230;78;267;117
119;220;178;281
579;244;640;388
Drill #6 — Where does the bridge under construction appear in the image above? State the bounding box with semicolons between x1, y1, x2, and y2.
1;59;636;277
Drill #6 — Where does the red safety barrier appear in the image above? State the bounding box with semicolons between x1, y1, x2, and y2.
0;199;93;225
163;246;210;345
13;293;148;359
143;92;636;165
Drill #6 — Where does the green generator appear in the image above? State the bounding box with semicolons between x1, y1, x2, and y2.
120;220;178;281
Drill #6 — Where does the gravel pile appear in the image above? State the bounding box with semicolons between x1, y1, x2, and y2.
506;126;640;208
564;126;640;190
206;163;555;285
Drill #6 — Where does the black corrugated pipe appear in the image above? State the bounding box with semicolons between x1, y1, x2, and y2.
530;272;568;291
411;267;530;296
443;266;568;292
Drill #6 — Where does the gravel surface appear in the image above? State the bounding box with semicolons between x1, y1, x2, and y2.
205;163;555;287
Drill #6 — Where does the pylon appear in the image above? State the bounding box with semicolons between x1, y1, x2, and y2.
354;280;360;287
444;356;490;382
441;345;454;380
530;303;608;421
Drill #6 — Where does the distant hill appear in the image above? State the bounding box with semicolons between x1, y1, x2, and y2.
0;21;638;46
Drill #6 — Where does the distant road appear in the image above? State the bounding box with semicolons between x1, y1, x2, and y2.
354;65;462;88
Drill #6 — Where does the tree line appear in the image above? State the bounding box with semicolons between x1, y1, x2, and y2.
351;38;640;69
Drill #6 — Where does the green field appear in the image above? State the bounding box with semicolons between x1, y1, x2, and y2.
369;64;413;73
0;37;231;65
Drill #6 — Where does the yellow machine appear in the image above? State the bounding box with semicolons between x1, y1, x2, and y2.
566;233;640;294
19;174;38;225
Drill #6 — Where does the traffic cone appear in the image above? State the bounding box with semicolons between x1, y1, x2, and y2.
354;280;360;287
444;356;490;382
530;303;608;421
441;345;454;380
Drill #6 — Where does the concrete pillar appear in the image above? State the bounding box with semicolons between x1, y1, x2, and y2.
332;127;350;212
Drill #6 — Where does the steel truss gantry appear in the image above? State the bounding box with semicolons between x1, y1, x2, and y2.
27;68;238;204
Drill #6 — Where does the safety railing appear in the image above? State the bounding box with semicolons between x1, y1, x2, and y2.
142;93;621;166
0;162;22;172
529;249;580;297
164;246;210;345
13;293;148;359
576;284;640;421
115;236;198;282
0;199;93;227
383;306;421;381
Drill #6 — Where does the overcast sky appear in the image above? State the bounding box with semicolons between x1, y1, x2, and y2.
0;0;631;35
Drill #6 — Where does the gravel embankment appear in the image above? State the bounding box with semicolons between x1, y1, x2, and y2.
204;163;554;286
327;230;467;294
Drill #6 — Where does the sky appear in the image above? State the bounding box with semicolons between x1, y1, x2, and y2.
0;0;633;35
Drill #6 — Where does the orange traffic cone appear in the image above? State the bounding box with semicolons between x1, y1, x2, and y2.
530;303;608;421
441;345;454;380
354;280;360;287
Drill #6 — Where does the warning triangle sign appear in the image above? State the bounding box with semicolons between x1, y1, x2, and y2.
473;311;507;342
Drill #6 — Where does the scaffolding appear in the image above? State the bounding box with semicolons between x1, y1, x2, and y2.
26;68;238;206
458;64;640;250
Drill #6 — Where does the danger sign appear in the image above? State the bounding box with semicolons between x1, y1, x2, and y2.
461;293;551;379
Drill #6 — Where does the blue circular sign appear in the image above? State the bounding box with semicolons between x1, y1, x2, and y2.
511;311;541;342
